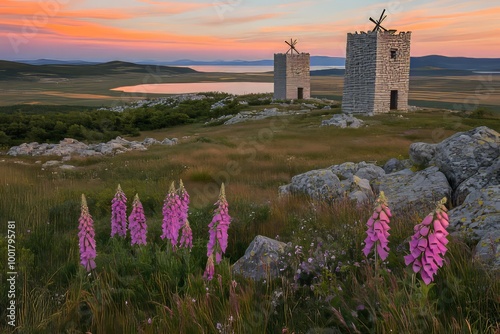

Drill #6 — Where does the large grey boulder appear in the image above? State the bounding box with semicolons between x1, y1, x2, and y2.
448;185;500;243
328;161;385;181
474;230;500;269
375;166;451;213
383;158;413;174
288;169;342;200
232;235;287;281
453;157;500;205
409;142;436;166
280;161;383;203
432;126;499;191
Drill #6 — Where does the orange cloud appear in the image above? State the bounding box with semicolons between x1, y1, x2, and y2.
203;13;284;25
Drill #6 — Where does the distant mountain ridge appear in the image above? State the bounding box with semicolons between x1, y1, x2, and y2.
11;55;500;70
0;60;196;80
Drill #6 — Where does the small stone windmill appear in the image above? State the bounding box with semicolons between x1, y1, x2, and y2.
342;9;411;114
274;39;310;100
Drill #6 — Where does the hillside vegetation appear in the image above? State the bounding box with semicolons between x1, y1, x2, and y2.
0;103;499;333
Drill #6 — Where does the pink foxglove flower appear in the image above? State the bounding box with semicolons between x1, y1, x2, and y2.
78;194;96;271
179;220;193;249
404;198;449;285
203;254;215;281
363;191;391;261
111;184;127;238
129;194;147;246
178;180;192;249
161;182;182;248
207;183;231;264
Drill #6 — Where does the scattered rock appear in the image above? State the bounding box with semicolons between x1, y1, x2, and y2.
321;114;364;128
142;138;160;146
222;108;309;125
42;160;61;168
60;164;76;170
232;235;287;281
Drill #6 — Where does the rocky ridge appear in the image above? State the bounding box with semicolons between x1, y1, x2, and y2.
7;136;178;160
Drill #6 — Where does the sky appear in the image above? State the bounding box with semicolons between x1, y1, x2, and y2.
1;0;499;61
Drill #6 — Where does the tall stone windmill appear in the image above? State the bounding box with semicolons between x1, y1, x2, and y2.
274;39;310;100
342;10;411;114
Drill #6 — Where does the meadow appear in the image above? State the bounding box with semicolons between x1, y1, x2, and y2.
0;102;499;333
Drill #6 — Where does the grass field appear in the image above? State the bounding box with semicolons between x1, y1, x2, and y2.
0;105;499;332
0;62;499;332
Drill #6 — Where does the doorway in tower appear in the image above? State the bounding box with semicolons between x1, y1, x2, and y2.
390;90;398;110
297;87;304;100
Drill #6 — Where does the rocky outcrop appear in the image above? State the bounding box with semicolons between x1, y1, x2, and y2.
383;158;412;174
321;114;364;128
374;167;452;213
232;235;287;281
453;157;500;205
449;185;500;242
7;136;178;160
221;108;309;125
279;126;499;269
474;231;500;269
410;126;499;205
449;185;500;267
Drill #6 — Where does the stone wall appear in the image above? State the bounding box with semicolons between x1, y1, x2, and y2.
374;32;411;113
342;31;411;114
274;53;310;100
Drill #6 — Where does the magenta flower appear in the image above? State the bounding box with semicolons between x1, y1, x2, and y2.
129;194;147;246
404;198;449;285
179;220;193;249
111;184;127;238
161;182;183;248
178;180;192;249
207;183;231;264
78;194;96;271
203;254;215;281
363;191;391;261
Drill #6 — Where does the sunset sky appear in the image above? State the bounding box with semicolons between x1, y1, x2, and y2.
1;0;499;61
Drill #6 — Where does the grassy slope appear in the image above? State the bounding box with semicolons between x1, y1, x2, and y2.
0;109;499;333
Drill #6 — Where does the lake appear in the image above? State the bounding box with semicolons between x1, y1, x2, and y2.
111;82;274;95
111;65;344;95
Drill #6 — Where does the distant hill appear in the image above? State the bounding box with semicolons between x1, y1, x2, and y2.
16;59;100;66
13;55;500;71
410;55;500;71
0;60;197;80
139;56;346;67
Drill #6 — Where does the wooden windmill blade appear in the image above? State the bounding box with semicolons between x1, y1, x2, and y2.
285;38;300;54
370;9;389;32
378;9;387;25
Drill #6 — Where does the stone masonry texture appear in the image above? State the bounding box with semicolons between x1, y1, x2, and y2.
274;53;310;100
342;31;411;114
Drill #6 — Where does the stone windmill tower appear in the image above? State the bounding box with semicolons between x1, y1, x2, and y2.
342;10;411;114
274;39;310;100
